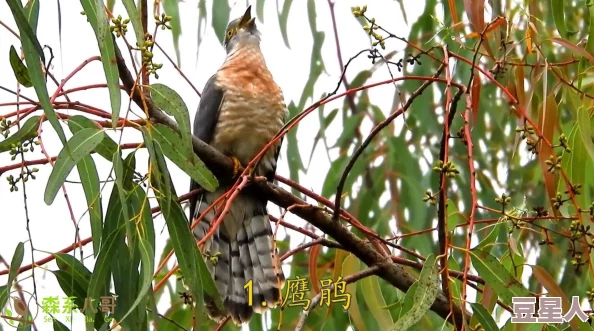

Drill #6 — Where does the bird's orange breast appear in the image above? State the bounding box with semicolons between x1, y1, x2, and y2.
212;47;287;168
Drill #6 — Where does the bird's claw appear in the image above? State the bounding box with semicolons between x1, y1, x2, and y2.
230;156;255;178
231;156;242;178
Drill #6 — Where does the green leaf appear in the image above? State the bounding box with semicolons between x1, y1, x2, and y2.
470;303;498;331
102;169;127;240
53;319;71;331
116;238;154;326
52;254;105;331
286;102;304;196
587;4;594;56
85;227;124;331
393;269;421;318
112;151;131;224
333;112;363;148
395;0;408;25
0;286;5;313
300;2;326;110
0;115;40;153
447;198;466;232
76;154;103;257
475;221;505;252
577;107;594;165
390;254;439;330
122;0;145;48
79;0;121;128
248;312;264;331
551;0;567;38
560;122;588;214
149;83;192;155
308;107;338;168
256;0;265;22
67;115;119;161
341;254;366;331
17;317;32;331
103;167;135;328
157;306;193;330
148;137;174;214
287;0;325;192
5;0;44;63
9;45;33;87
470;248;532;305
0;242;25;311
163;0;182;65
130;186;155;257
151;124;218;192
44;128;105;205
112;186;153;329
54;253;92;289
349;70;372;89
212;0;230;45
321;154;348;197
196;0;208;64
361;275;393;328
57;0;63;53
276;0;293;48
7;242;25;285
156;197;223;315
6;0;68;146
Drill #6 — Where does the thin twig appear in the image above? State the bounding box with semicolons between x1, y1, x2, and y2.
333;64;447;221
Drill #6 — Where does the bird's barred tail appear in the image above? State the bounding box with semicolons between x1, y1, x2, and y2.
192;189;285;325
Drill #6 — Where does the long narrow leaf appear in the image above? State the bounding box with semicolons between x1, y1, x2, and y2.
470;248;532;304
5;0;44;63
156;194;223;312
53;320;70;331
76;154;103;257
9;45;33;87
276;0;293;48
112;152;132;224
79;0;121;127
85;227;124;331
6;0;68;146
0;243;25;311
551;0;567;38
390;254;439;330
44;128;105;205
67;115;119;162
151;124;218;191
149;83;192;155
470;303;498;331
115;238;154;326
212;0;230;44
577;106;594;165
122;0;144;48
52;256;104;331
0;116;40;153
163;0;182;65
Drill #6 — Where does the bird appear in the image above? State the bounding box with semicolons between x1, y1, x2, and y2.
11;296;28;321
188;5;287;325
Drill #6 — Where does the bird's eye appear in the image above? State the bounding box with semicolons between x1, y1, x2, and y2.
227;28;235;38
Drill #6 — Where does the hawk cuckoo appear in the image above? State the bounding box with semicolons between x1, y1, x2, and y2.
189;6;288;325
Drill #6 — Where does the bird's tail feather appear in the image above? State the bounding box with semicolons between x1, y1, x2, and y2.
193;190;285;325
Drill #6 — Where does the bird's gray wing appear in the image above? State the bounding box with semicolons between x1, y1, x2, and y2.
188;74;224;223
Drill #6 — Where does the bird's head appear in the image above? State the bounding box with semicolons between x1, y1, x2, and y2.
224;5;260;54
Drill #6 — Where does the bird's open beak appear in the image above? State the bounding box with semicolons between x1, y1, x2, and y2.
238;5;256;29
